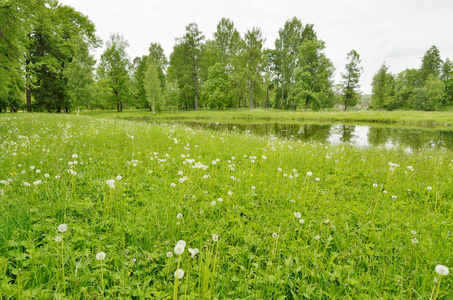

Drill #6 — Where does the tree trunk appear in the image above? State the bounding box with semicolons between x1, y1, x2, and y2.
249;81;253;109
120;101;123;112
279;82;284;109
26;38;32;113
193;72;198;110
265;86;269;108
117;100;120;112
305;98;309;111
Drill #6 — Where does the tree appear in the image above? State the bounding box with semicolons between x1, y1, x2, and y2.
371;63;393;109
413;74;445;111
203;63;230;109
165;80;181;113
291;39;334;111
242;27;265;109
213;18;240;66
148;43;167;89
441;58;453;104
394;68;421;108
341;50;362;110
144;61;162;114
175;23;205;110
420;45;443;82
98;33;131;112
64;39;96;113
274;18;317;110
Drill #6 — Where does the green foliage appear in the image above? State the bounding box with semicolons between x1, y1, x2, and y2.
203;63;230;109
98;33;131;112
420;45;443;82
291;39;334;111
63;40;96;111
165;80;181;110
341;50;362;110
144;61;163;113
441;58;453;104
371;63;393;109
413;75;445;111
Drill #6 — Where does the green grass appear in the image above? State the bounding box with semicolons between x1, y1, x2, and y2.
81;108;453;127
0;113;452;299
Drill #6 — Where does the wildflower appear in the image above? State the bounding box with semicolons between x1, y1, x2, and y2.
212;234;219;242
272;233;278;238
217;198;223;203
373;183;378;188
307;172;312;176
44;173;50;178
96;252;106;260
411;238;419;244
174;269;184;279
177;213;183;219
72;154;78;159
392;195;397;199
170;183;176;187
177;240;186;247
411;230;417;235
314;235;320;240
174;244;185;255
116;175;122;180
166;251;173;258
294;212;301;218
228;191;233;196
315;177;320;182
36;169;41;173
211;201;216;206
58;224;68;233
324;219;330;224
251;186;255;190
434;277;438;284
427;186;432;190
435;265;449;276
299;219;305;224
24;182;30;187
188;248;198;258
278;168;282;172
55;236;62;242
290;199;295;203
178;171;183;176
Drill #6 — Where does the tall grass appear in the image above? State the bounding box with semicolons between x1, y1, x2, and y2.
0;113;451;298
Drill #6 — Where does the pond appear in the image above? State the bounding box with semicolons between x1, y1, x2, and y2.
157;121;453;151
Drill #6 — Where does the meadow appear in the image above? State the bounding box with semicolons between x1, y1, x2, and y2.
0;113;452;299
81;107;453;127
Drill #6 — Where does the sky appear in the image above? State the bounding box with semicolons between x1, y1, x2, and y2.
59;0;453;94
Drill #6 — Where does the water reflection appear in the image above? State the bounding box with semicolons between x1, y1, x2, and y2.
161;121;453;150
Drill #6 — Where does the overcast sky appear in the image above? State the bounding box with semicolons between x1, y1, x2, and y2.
59;0;453;94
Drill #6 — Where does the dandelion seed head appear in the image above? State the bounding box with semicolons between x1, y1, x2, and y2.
96;252;106;260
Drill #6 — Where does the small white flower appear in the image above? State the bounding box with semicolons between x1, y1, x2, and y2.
174;269;184;279
170;183;176;187
96;252;106;260
314;235;320;240
392;195;397;199
217;198;223;203
228;191;233;196
411;230;417;235
278;168;282;172
188;248;198;258
58;224;68;233
251;186;255;190
307;172;312;176
427;186;432;190
36;169;41;173
55;236;62;242
178;171;183;176
44;173;50;178
315;177;320;182
435;265;449;276
324;219;330;224
72;154;78;159
177;213;183;219
166;251;173;258
211;201;216;206
299;219;305;224
272;233;278;238
411;238;419;244
212;234;219;242
177;240;186;247
116;175;122;180
373;183;378;188
383;190;387;194
294;212;301;218
24;182;30;187
174;244;185;255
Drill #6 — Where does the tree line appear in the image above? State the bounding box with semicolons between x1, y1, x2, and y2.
1;1;452;113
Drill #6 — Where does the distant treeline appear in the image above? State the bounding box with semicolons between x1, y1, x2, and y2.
1;1;452;113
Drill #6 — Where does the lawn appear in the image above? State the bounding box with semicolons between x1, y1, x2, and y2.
0;113;452;299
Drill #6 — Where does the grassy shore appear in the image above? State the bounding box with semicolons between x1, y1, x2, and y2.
81;108;453;126
0;113;452;298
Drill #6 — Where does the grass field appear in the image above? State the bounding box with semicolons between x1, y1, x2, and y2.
0;113;452;299
81;108;453;127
